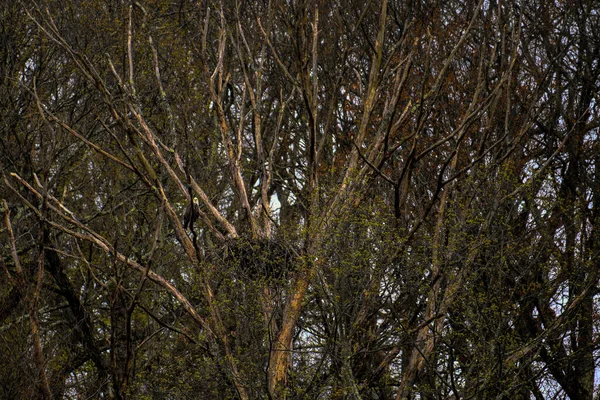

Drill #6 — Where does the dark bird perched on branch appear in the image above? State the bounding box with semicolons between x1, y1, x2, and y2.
183;197;200;230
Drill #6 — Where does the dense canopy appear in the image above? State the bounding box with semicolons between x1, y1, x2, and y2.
1;0;599;398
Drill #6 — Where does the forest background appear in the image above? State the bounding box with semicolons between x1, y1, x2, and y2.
1;0;599;398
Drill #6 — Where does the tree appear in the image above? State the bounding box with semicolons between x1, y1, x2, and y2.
1;0;599;398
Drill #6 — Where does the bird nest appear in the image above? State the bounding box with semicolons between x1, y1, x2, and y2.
214;237;298;281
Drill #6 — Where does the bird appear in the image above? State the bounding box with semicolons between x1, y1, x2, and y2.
183;197;200;230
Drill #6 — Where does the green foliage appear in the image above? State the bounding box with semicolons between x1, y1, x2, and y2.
1;0;599;398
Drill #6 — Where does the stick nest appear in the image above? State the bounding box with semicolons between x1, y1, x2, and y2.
215;237;298;281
